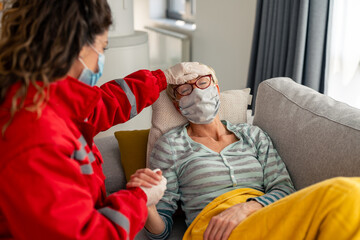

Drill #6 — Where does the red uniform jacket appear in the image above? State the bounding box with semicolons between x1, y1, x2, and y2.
0;69;167;239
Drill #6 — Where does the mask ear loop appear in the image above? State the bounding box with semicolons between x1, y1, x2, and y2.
89;44;102;55
78;57;88;69
78;43;102;72
78;42;94;69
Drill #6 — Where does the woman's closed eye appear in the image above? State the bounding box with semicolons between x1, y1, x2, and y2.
198;80;208;86
181;89;191;95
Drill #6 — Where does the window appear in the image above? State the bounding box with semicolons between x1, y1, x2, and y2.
167;0;196;23
148;0;196;31
326;0;360;109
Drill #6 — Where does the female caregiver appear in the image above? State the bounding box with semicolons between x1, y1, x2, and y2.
0;0;207;239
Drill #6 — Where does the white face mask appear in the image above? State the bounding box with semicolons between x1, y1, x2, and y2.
179;85;220;124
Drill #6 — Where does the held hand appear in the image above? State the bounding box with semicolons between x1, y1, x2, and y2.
126;168;162;188
164;62;213;85
127;168;167;206
203;201;263;240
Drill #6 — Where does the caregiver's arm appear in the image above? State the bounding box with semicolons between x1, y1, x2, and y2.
88;69;167;135
0;145;149;240
88;62;210;136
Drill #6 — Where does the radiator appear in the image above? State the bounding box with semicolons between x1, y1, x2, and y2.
145;26;190;70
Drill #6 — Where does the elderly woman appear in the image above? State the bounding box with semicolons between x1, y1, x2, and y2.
128;65;360;240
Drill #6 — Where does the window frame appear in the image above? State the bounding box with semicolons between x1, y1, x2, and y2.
166;0;196;23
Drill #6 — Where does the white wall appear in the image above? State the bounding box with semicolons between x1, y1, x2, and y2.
134;0;257;91
193;0;256;91
97;0;257;133
134;0;151;31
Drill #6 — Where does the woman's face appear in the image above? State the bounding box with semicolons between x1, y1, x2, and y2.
172;76;219;111
174;76;215;101
67;31;108;79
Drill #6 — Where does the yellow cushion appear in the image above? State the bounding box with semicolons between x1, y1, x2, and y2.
114;129;150;182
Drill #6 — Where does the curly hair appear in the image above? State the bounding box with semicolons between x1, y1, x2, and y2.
0;0;112;135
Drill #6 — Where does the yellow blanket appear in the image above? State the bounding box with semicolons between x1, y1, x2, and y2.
183;177;360;240
183;188;263;240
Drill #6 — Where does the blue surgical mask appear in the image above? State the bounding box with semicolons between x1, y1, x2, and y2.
78;45;105;86
179;86;220;124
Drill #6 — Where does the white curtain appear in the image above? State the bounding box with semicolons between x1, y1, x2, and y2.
326;0;360;109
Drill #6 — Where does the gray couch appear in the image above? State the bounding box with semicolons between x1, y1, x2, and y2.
94;77;360;239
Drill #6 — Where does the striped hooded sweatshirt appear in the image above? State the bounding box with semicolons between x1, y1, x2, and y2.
147;120;296;239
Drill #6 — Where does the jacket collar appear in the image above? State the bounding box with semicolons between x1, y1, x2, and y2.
49;76;101;121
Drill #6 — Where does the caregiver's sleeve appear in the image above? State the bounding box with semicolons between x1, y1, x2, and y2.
88;69;167;135
248;127;296;206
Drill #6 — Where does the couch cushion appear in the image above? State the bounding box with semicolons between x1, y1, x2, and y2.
253;77;360;190
114;129;150;182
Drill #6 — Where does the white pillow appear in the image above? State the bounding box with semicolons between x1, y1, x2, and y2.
146;88;252;165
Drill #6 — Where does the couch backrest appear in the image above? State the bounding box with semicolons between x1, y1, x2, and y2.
253;77;360;190
94;135;127;193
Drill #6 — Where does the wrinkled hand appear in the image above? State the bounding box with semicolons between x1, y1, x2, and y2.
164;62;212;85
203;201;263;240
127;168;167;206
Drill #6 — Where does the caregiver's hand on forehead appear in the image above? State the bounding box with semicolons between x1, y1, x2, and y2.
164;62;212;85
